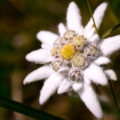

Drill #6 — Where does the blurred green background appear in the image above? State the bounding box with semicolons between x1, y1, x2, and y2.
0;0;120;120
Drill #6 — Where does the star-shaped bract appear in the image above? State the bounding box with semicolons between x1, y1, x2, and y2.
24;2;120;119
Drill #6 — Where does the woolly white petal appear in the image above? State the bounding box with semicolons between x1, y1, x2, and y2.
41;44;52;50
66;2;83;34
26;49;53;64
72;82;83;92
36;31;58;46
84;76;91;85
84;64;108;85
79;84;103;119
39;72;63;104
58;66;69;73
58;23;66;36
84;2;107;41
23;65;53;85
91;34;100;42
94;56;110;65
105;69;117;81
84;29;95;42
85;2;107;30
100;35;120;56
57;79;72;94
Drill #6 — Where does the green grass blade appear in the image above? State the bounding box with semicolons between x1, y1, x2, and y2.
0;96;63;120
86;0;99;35
108;80;120;112
102;23;120;38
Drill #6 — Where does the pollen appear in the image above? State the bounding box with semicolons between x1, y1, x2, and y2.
60;43;75;60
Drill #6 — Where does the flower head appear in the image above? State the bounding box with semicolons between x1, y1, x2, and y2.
23;1;120;119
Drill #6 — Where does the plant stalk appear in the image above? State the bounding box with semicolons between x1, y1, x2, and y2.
0;96;63;120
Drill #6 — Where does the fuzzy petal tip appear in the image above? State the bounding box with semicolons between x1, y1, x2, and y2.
79;84;103;119
67;1;83;33
39;73;63;104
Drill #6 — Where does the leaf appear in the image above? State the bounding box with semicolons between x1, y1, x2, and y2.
109;0;120;19
102;23;120;38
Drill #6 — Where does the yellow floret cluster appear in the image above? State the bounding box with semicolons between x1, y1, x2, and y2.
60;43;75;60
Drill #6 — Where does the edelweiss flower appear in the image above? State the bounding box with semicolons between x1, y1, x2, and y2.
23;1;120;119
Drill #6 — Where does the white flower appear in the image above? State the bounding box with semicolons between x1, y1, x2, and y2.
23;1;120;119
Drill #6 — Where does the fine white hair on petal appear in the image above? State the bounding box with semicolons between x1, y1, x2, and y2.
104;69;117;81
72;82;83;92
58;23;66;36
91;34;100;42
58;66;69;74
79;84;103;119
100;35;120;56
41;44;52;50
66;1;83;34
85;2;108;29
84;76;91;85
84;64;108;85
39;72;63;104
94;56;110;65
25;49;53;64
84;28;95;42
84;2;107;41
23;65;53;85
36;31;58;46
57;79;72;94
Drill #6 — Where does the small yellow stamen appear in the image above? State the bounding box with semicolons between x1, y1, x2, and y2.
51;47;59;56
52;60;62;71
64;30;76;41
73;35;85;47
84;45;97;56
60;44;75;60
73;53;85;67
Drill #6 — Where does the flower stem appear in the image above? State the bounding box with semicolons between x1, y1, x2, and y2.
0;96;63;120
108;80;120;111
86;0;99;35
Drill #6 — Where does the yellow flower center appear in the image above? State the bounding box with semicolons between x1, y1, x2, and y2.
60;44;75;60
